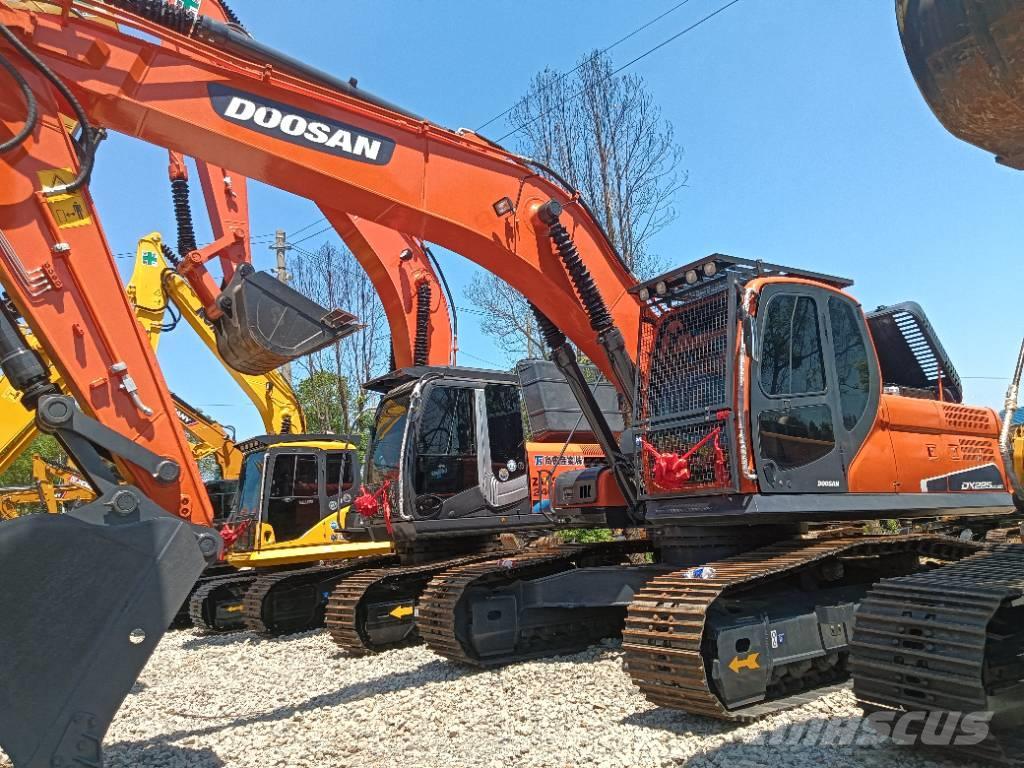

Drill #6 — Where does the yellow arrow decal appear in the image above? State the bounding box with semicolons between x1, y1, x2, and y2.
728;652;760;673
224;604;243;613
389;605;414;620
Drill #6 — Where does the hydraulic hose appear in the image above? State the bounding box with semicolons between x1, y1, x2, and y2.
102;0;422;121
0;48;37;154
160;242;181;268
413;281;431;366
530;300;568;350
538;201;613;334
170;178;199;256
424;246;459;362
0;23;96;194
537;199;637;410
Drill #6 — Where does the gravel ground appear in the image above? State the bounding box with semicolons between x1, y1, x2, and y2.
2;630;967;768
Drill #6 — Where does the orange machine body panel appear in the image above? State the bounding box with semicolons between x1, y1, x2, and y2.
849;395;1005;494
526;442;606;509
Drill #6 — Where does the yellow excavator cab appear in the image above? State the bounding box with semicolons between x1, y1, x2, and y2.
224;435;390;568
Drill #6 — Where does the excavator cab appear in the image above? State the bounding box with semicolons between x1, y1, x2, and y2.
212;264;364;375
358;364;623;542
222;434;367;567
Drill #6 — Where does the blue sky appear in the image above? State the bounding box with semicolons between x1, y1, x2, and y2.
89;0;1023;439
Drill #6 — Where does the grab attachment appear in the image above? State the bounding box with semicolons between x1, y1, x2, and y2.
213;264;362;374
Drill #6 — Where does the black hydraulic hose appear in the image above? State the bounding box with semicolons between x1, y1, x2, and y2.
522;157;633;277
0;48;37;154
217;0;245;29
160;242;182;268
537;201;614;334
170;178;199;256
529;300;568;351
103;0;423;121
413;281;432;366
0;23;96;194
424;246;458;358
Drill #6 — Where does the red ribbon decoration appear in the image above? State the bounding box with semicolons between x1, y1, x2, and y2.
643;427;727;490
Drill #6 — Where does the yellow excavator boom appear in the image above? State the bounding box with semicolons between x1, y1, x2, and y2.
130;233;307;435
0;235;246;487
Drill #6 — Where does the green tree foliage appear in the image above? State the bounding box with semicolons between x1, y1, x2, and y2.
296;370;349;434
295;370;376;459
0;435;65;487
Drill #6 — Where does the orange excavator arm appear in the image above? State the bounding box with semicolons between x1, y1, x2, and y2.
0;56;211;523
0;2;639;383
0;5;639;765
335;213;454;366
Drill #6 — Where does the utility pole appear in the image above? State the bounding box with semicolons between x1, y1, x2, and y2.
271;230;293;384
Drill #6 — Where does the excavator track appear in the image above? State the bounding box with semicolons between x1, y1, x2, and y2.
851;544;1024;767
171;563;238;628
242;556;397;635
325;549;525;654
622;534;980;722
188;572;256;632
418;539;650;666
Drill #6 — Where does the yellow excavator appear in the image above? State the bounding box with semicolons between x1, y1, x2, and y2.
129;232;306;435
120;234;382;633
0;454;92;520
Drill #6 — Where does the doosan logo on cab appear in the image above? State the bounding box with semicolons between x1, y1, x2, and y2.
222;96;384;161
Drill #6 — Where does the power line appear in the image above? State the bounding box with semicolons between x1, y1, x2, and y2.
476;0;697;132
497;0;744;143
288;216;328;238
457;350;504;368
112;232;278;259
289;225;334;247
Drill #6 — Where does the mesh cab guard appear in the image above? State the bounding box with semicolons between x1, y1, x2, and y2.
213;264;362;375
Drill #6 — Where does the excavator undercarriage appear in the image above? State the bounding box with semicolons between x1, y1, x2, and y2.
0;2;1022;767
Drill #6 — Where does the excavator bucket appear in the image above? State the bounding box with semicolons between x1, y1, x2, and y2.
213;264;362;375
897;0;1024;169
0;509;206;768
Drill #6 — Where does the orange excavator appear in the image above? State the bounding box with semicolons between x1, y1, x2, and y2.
0;3;1018;767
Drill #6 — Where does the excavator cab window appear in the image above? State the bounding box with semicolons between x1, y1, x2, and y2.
485;383;526;481
366;394;410;486
266;451;321;540
226;450;267;551
325;452;355;498
414;385;478;497
827;297;870;430
751;285;880;494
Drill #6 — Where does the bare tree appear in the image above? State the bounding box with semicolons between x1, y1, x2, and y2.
290;241;389;438
467;50;685;360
